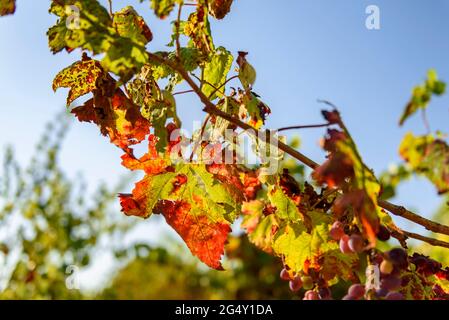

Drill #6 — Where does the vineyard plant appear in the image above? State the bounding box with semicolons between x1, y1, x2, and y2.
2;0;449;300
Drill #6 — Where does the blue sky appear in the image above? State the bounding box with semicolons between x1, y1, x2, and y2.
1;0;449;286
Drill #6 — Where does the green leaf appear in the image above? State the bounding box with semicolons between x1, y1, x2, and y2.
399;69;446;126
150;0;176;19
268;186;300;222
127;70;180;152
237;51;256;89
248;214;278;253
0;0;15;16
202;47;233;100
151;48;201;83
399;132;449;194
48;1;150;81
273;222;334;274
101;37;149;83
113;6;153;45
52;59;103;106
47;0;112;54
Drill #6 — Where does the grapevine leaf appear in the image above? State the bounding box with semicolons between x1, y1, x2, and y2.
0;0;15;16
183;5;214;55
208;0;233;20
127;69;181;152
242;200;278;253
155;200;231;270
71;74;150;151
120;163;242;269
52;59;103;105
399;132;449;194
399;69;446;126
202;47;233;100
238;91;271;129
272;221;331;274
47;0;112;54
150;0;176;19
48;1;149;81
268;186;300;222
151;48;201;83
237;51;256;89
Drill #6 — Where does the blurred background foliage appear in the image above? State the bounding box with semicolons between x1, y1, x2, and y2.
0;114;447;300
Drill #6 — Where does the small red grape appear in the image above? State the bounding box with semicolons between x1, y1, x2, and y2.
329;221;345;240
347;284;365;298
303;290;319;300
348;234;364;253
289;277;302;292
339;235;352;254
280;268;291;281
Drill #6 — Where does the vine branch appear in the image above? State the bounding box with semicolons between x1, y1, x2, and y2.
147;52;449;246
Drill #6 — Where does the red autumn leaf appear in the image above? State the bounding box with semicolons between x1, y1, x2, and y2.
155;200;231;270
118;177;155;218
312;129;354;188
121;135;169;175
313;153;354;189
72;77;150;152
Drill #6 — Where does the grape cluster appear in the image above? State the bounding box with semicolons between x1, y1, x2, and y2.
329;221;365;254
331;221;392;255
279;268;332;300
281;221;449;300
375;248;408;300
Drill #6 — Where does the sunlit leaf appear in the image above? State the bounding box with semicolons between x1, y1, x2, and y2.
399;69;446;126
0;0;15;16
400;132;449;194
52;58;103;105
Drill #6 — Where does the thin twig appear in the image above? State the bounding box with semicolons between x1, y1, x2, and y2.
173;89;195;96
191;73;226;97
207;75;239;99
189;115;211;162
421;108;431;134
277;123;331;132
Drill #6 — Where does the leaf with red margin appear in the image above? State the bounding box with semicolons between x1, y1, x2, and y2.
119;170;176;218
120;164;240;269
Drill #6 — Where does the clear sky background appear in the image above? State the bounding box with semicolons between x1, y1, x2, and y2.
1;0;449;289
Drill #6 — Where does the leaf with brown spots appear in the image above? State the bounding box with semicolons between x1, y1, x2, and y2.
53;59;104;106
0;0;15;16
